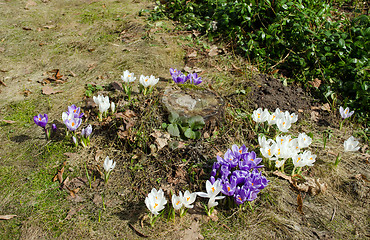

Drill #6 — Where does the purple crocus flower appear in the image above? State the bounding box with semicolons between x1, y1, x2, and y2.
210;176;216;184
245;188;259;202
220;175;237;196
224;149;239;168
64;117;82;131
231;144;248;159
239;151;264;171
189;73;202;85
170;68;180;78
211;162;220;177
68;104;84;118
81;124;92;138
220;164;231;179
173;73;187;84
232;170;250;185
33;114;48;128
234;186;247;205
52;124;57;132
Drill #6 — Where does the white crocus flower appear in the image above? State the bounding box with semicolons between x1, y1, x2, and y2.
297;132;312;148
260;142;276;159
301;150;316;166
292;153;306;167
267;111;278;125
252;108;268;123
258;135;274;148
121;70;136;83
140;74;159;88
344;136;360;152
103;156;116;184
147;75;159;87
275;159;286;168
197;180;225;209
111;102;115;114
93;95;110;120
182;190;196;208
145;188;167;216
284;111;298;123
276;116;292;132
172;191;184;210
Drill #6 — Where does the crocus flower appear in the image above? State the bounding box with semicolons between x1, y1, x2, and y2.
34;114;48;128
103;156;116;184
93;95;110;121
72;135;78;147
284;111;298;123
297;133;312;148
252;108;269;123
121;70;136;83
139;74;159;88
276;117;292;132
231;144;248;159
81;124;92;138
182;190;196;209
111;102;115;114
197;180;225;210
169;68;180;79
344;136;360;152
220;176;237;196
339;106;354;119
64;114;82;132
173;73;187;84
52;124;57;132
145;188;167;216
172;192;184;210
188;73;202;85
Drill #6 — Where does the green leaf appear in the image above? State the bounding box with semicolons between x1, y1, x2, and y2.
168;112;180;124
339;38;345;48
188;116;205;130
167;124;180;137
184;128;196;139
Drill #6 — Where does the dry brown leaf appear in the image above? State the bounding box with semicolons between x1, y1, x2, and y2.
111;81;123;91
208;45;218;57
297;193;304;215
0;215;17;220
273;170;293;184
309;78;321;88
311;111;319;122
187;51;197;58
42;86;63;95
151;130;170;150
65;205;85;220
321;103;331;112
354;174;369;182
53;166;65;183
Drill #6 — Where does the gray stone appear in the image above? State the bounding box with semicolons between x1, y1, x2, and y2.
162;86;223;121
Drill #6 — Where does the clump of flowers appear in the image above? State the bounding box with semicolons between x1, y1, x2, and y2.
80;124;92;147
171;190;197;217
33;113;51;139
252;108;298;133
204;144;269;212
93;95;110;121
169;68;202;85
139;74;159;95
121;70;136;100
145;188;167;226
62;104;83;133
259;133;315;175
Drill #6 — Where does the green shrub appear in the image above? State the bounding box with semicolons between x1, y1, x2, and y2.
153;0;369;123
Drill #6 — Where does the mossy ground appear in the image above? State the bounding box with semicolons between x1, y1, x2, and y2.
0;1;369;239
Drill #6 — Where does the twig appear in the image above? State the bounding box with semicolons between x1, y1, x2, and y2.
270;50;291;69
129;223;149;238
222;224;232;232
0;78;7;87
330;206;336;221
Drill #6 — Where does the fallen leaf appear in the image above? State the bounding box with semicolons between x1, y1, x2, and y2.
187;51;197;58
111;81;123;91
297;193;304;215
53;166;65;183
42;86;63;95
311;111;319;122
0;215;17;220
208;45;218;57
151;130;170;150
321;103;331;112
309;78;321;88
65;205;85;220
354;174;369;182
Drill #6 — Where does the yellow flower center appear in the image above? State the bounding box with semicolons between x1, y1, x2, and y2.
251;158;254;161
176;201;181;206
297;157;301;162
72;122;75;127
211;187;215;192
187;197;190;201
251;183;254;186
39;117;41;121
239;150;242;153
154;203;158;209
272;115;276;120
227;186;231;192
145;78;148;82
268;149;271;156
257;113;261;118
128;74;131;77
